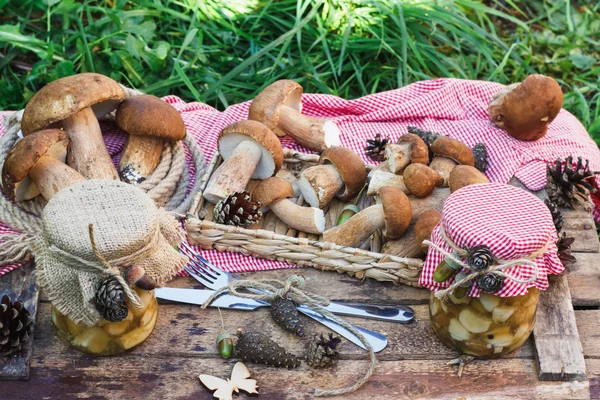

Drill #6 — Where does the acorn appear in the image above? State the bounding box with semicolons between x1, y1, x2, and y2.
127;266;156;290
217;331;234;359
433;255;462;283
452;272;471;299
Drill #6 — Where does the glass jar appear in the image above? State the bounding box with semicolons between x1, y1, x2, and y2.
51;288;158;356
429;287;539;357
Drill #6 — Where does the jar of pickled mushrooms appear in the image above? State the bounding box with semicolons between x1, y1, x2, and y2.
419;183;565;357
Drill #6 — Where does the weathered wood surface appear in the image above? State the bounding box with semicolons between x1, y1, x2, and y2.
0;261;38;381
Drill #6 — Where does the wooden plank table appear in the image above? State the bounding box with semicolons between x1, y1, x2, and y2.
1;207;599;400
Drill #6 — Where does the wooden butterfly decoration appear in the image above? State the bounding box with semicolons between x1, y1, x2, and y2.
199;362;259;400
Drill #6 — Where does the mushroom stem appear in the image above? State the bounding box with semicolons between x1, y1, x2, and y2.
367;170;408;196
381;225;424;258
298;164;344;208
270;198;325;234
62;106;119;180
429;157;457;187
203;140;263;204
27;155;85;201
409;188;450;222
323;204;385;247
278;105;340;151
119;135;164;184
385;143;411;174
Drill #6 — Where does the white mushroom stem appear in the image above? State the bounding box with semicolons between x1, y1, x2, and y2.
298;164;343;208
429;157;457;187
27;155;85;201
367;170;409;196
385;143;411;174
119;135;164;184
62;106;119;180
323;204;384;248
278;105;340;151
368;162;391;178
203;140;262;204
381;225;424;258
269;199;325;234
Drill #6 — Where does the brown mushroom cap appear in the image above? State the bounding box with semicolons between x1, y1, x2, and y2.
415;210;442;253
252;176;294;207
403;164;443;198
319;147;367;201
1;129;68;199
248;80;303;137
397;133;429;165
116;95;186;141
218;120;284;179
488;74;563;141
21;73;125;135
448;165;490;193
379;186;412;238
431;136;475;166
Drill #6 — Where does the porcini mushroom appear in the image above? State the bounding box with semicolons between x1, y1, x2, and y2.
385;133;428;174
248;80;341;151
429;136;474;186
403;164;443;198
298;147;367;209
323;186;411;248
21;73;125;180
367;170;408;196
252;177;325;234
2;129;85;201
381;210;441;258
116;95;186;184
448;165;489;193
415;210;442;253
489;74;563;141
203;120;283;204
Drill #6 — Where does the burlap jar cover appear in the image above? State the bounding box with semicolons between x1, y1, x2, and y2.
419;182;564;297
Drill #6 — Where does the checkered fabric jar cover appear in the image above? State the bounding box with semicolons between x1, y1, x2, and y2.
419;182;564;297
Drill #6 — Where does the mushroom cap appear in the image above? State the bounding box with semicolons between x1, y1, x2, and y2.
319;147;367;201
248;80;303;137
379;186;412;239
21;73;125;135
488;74;563;141
415;210;442;253
1;129;68;200
252;176;294;207
116;95;186;141
403;164;443;198
218;120;284;179
431;136;474;166
397;133;429;165
448;165;490;193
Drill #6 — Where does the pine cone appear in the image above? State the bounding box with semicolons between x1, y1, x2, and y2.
546;156;599;211
476;272;504;293
95;276;128;322
364;134;389;161
545;199;564;233
557;232;576;268
306;333;342;369
0;295;34;357
235;330;301;368
270;297;305;337
407;126;442;147
472;143;488;173
467;245;494;271
214;191;262;227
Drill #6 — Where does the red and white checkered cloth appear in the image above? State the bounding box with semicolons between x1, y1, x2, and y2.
1;78;599;278
419;182;563;297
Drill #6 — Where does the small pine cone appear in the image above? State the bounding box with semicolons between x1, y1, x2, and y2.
545;199;564;233
98;303;129;322
214;191;262;227
476;272;504;293
546;156;599;211
364;134;389;161
472;143;488;173
0;295;34;357
95;276;128;322
235;330;301;368
467;245;494;271
306;333;342;369
270;297;305;337
407;126;442;148
557;232;576;268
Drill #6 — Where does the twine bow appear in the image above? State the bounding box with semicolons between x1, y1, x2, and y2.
201;275;377;397
424;223;550;299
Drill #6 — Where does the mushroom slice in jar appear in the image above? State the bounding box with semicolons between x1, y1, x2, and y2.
448;318;473;341
458;308;491;333
116;95;186;184
21;73;124;180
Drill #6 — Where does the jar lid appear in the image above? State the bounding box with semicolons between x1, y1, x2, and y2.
419;182;564;297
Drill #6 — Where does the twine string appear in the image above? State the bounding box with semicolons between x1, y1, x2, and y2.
200;275;377;397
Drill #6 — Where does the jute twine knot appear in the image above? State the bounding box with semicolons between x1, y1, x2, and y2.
424;223;550;299
201;275;377;397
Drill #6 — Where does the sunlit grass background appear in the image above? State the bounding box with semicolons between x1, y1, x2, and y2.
0;0;598;142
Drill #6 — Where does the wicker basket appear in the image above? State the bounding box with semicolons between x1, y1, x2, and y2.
185;149;424;286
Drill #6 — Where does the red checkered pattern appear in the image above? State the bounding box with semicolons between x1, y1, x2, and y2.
1;78;599;278
419;182;564;296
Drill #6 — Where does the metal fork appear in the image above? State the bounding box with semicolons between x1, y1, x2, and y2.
180;243;391;352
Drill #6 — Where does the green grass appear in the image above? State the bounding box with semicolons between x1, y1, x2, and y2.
0;0;598;141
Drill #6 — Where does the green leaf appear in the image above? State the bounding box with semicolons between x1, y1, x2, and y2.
569;54;596;70
125;34;142;60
